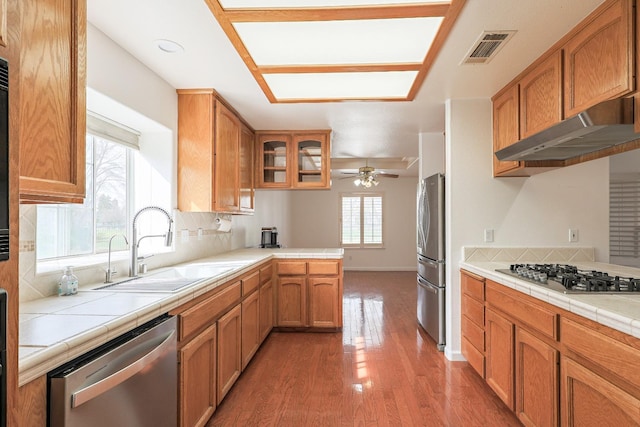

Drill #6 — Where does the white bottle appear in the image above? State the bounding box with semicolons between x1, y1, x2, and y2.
59;266;79;296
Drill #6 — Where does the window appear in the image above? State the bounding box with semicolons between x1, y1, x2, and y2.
36;117;136;261
610;177;640;259
340;193;383;247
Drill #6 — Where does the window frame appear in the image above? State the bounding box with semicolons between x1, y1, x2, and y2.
35;132;133;262
339;192;384;248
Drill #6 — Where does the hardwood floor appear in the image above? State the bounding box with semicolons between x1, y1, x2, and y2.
207;271;520;426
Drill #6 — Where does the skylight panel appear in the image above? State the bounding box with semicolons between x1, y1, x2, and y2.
220;0;449;8
233;17;443;65
263;71;418;100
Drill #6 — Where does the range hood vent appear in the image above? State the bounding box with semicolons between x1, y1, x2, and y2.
462;31;515;65
495;97;638;162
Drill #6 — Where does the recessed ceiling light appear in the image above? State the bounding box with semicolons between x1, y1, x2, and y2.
154;39;185;54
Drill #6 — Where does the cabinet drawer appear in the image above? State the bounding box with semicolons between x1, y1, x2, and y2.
308;261;340;276
178;281;241;341
462;293;484;327
259;263;273;284
277;261;307;276
462;315;485;352
561;317;640;389
462;336;485;378
486;280;557;340
461;270;485;301
242;271;260;296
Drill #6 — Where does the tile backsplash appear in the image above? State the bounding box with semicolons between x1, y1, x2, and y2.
462;246;595;263
19;205;247;302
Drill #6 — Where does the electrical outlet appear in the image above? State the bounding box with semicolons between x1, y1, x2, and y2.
569;228;579;242
484;229;494;243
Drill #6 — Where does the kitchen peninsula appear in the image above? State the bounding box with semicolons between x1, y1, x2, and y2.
17;248;343;426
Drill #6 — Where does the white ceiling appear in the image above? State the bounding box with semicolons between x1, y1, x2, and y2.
87;0;604;176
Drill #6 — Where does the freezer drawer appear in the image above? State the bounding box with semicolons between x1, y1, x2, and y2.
417;275;445;351
417;254;445;287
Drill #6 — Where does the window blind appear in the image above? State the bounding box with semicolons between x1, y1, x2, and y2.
610;178;640;258
87;111;140;150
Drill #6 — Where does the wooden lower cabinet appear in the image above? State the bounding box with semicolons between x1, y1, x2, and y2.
485;308;515;410
561;357;640;426
241;290;260;370
464;269;640;427
516;328;558;427
180;323;217;427
16;376;47;426
308;277;340;328
276;276;307;327
275;260;343;329
217;304;242;404
259;277;274;342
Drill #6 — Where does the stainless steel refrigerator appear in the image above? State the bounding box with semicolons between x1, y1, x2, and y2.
417;173;445;351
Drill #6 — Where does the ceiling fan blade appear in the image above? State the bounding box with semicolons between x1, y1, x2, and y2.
376;173;399;178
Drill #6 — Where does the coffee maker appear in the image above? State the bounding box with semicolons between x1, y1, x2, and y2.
260;227;280;248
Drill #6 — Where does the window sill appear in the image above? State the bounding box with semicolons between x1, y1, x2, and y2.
35;247;174;275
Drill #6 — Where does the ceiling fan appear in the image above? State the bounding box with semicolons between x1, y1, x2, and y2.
341;161;399;188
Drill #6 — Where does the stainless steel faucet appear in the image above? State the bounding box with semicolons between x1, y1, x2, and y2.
105;234;129;283
130;206;173;277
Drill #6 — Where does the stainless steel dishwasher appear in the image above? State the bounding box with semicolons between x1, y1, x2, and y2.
48;314;177;427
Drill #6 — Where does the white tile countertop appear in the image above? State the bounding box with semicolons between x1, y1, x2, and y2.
18;248;343;386
460;260;640;341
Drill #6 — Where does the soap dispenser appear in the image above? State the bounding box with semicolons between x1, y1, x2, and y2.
59;266;79;296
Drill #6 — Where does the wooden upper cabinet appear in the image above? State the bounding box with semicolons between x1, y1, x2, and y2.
0;0;7;47
255;133;291;188
214;100;240;213
519;50;563;139
564;0;634;117
292;132;330;189
492;84;521;177
177;89;254;214
19;0;86;203
256;131;331;189
239;124;255;213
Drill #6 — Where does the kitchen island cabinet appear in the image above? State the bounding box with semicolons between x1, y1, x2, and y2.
19;0;86;203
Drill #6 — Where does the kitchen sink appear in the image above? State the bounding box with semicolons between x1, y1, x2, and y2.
93;264;235;292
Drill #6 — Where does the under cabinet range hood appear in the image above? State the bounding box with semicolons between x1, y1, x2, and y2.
495;97;638;162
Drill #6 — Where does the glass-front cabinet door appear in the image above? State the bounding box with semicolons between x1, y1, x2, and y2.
257;134;291;188
293;132;330;188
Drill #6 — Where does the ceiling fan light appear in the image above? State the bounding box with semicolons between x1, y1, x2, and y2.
354;178;361;186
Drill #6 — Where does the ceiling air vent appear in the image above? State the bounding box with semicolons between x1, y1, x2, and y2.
461;30;516;65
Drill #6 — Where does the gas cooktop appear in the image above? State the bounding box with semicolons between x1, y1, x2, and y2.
495;264;640;294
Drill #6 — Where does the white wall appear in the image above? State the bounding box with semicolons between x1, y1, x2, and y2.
419;132;445;179
288;176;417;270
443;98;609;360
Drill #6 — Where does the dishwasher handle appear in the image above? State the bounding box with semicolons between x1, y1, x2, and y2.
71;329;175;408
